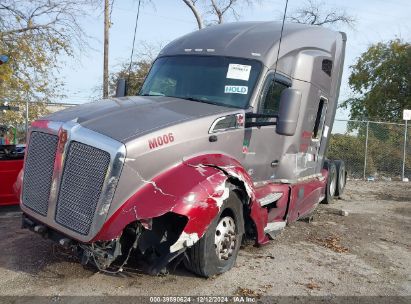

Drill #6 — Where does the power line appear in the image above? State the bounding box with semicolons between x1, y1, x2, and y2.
127;0;142;84
115;5;193;24
273;0;289;77
109;0;115;22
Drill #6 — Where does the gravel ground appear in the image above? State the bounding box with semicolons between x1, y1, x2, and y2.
0;181;410;298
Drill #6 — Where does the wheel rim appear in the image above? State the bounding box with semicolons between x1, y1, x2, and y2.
214;216;236;261
329;169;337;196
339;168;345;190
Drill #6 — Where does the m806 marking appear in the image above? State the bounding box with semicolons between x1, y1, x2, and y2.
19;21;347;277
148;133;175;150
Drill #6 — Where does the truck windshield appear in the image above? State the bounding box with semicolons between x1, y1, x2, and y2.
140;56;262;109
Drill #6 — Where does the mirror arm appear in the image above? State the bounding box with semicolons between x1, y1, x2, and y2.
245;112;278;128
245;121;277;128
245;113;278;119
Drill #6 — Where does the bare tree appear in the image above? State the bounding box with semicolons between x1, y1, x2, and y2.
0;0;97;126
182;0;256;30
287;0;355;28
0;0;96;47
182;0;204;29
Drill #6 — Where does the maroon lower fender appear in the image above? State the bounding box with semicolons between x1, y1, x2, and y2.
93;154;268;246
92;161;227;241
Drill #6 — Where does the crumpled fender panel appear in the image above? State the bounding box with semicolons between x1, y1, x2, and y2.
93;154;269;249
184;154;269;245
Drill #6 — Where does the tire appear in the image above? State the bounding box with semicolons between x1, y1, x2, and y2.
184;188;244;277
334;160;346;197
322;160;337;204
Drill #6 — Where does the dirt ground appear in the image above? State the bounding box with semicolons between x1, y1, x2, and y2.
0;181;410;298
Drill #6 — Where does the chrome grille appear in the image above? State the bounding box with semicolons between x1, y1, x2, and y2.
55;141;110;235
22;132;58;216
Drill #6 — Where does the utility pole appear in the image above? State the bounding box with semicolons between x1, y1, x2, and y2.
103;0;110;98
402;109;411;181
25;99;29;142
363;121;369;180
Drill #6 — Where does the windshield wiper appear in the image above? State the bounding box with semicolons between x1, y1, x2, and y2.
140;93;165;96
170;96;221;106
183;97;212;103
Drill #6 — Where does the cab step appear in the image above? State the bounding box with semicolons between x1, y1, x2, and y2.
264;221;286;239
259;192;283;207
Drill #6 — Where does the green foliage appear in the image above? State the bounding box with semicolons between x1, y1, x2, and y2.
109;42;161;97
0;0;96;126
341;39;411;122
328;124;411;178
109;60;152;96
328;134;365;177
0;28;56;125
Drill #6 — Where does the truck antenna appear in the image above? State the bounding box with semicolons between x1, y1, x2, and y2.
273;0;289;77
127;0;142;86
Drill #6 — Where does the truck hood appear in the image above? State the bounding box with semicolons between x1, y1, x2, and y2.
43;96;236;142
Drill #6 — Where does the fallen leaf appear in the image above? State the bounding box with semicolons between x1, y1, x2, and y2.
306;282;321;290
236;287;261;298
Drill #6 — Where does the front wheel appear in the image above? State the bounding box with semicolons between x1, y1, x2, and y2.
184;188;244;277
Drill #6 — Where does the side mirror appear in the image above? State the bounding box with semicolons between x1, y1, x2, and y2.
276;88;302;136
115;78;127;97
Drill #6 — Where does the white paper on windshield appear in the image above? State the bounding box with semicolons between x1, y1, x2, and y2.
224;85;248;94
226;64;251;81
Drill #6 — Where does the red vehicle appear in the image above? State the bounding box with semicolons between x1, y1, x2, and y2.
0;145;24;206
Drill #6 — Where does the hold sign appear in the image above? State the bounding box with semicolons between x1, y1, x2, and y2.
224;85;248;94
403;109;411;121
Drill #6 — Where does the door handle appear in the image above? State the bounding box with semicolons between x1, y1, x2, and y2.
271;160;279;167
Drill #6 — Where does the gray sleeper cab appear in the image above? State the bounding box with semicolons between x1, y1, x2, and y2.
19;21;346;277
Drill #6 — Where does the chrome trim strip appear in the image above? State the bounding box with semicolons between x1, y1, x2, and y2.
253;173;323;187
48;122;65;219
208;113;244;134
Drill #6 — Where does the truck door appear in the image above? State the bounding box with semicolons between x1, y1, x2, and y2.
243;72;290;182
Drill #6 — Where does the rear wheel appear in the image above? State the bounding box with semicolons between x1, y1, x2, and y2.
322;160;337;204
334;160;346;198
184;188;244;277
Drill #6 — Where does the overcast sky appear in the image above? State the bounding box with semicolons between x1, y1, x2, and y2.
59;0;411;119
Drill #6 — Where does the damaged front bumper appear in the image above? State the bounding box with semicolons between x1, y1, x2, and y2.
22;212;189;275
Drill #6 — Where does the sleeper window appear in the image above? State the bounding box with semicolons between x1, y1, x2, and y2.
259;77;289;116
312;98;327;139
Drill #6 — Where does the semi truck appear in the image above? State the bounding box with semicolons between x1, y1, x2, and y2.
18;21;347;277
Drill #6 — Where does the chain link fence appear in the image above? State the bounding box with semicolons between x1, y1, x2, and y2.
328;119;411;181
